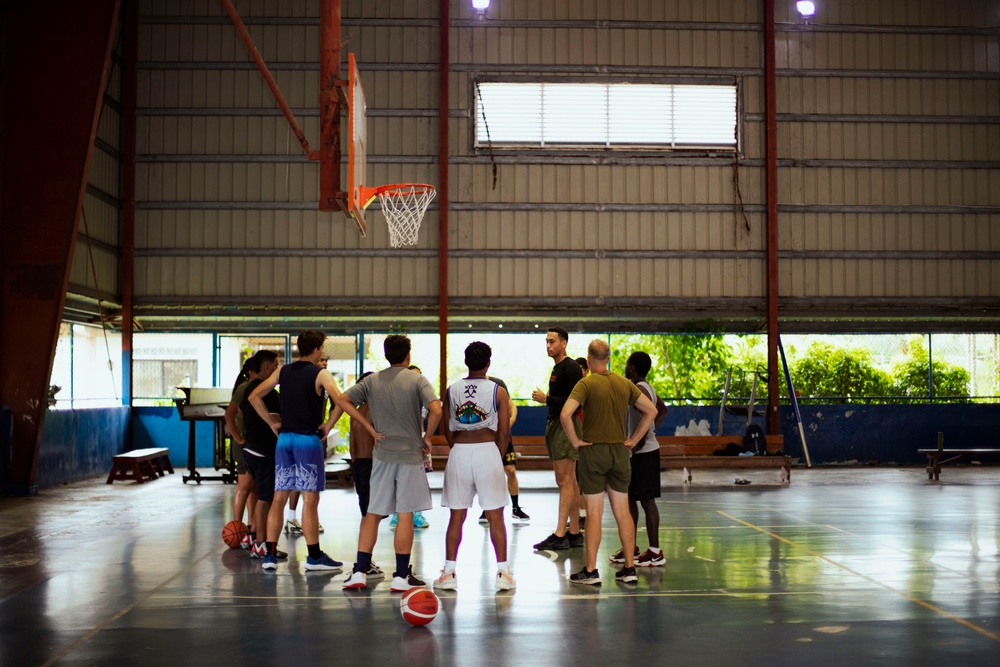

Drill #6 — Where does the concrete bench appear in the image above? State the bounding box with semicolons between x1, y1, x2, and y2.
918;448;1000;481
106;447;174;484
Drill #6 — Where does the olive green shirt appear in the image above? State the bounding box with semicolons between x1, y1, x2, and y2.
567;371;642;444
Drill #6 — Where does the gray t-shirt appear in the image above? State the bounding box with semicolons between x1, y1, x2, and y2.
345;366;438;465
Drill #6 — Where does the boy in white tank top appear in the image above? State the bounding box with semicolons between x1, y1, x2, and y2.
434;342;516;591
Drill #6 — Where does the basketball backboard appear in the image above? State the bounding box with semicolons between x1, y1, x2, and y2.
347;53;370;236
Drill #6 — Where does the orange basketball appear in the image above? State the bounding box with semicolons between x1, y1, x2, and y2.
222;520;248;548
399;588;439;626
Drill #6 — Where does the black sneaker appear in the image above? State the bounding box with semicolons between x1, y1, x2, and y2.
569;567;601;585
567;531;584;548
533;533;570;550
615;565;638;583
511;507;530;523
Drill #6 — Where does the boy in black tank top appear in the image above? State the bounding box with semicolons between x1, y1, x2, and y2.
249;330;382;573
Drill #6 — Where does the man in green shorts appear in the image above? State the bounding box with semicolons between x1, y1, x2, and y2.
560;339;657;585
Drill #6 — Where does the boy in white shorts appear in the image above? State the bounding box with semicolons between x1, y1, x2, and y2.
433;341;515;591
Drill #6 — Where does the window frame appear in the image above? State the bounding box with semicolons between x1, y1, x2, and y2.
472;76;743;155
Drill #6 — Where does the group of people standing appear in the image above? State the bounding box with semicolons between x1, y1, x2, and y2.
225;326;668;590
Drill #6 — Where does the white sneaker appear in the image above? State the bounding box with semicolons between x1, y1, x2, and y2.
284;519;302;534
433;569;457;590
495;569;516;591
390;565;426;592
366;561;385;579
342;570;367;589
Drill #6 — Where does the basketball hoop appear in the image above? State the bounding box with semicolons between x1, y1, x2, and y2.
360;183;436;247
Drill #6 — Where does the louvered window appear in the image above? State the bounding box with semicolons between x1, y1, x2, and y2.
475;82;737;149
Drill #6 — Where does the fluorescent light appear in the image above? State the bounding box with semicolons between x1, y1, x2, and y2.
796;1;816;18
472;0;490;16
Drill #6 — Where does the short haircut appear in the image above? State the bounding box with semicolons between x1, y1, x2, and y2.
464;341;492;371
575;357;589;371
251;349;278;373
408;365;422;373
384;334;411;365
548;326;569;342
587;338;610;361
627;351;652;377
356;371;374;384
297;330;326;357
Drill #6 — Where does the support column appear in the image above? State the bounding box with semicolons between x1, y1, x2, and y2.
764;0;781;434
437;0;450;398
122;1;138;407
0;0;122;494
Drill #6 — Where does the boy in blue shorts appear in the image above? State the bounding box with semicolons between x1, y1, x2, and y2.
249;330;382;573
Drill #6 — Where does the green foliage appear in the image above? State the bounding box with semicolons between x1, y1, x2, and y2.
610;326;731;403
890;337;970;398
791;342;893;400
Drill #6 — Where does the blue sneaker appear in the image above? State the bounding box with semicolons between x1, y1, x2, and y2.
305;553;344;572
413;511;429;529
389;514;399;528
262;554;278;571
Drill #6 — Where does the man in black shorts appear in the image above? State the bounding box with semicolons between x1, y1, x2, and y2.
479;376;529;524
610;352;669;568
561;339;657;585
531;326;584;550
238;350;286;560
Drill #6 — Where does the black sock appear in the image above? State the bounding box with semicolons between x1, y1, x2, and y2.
511;494;519;510
266;541;277;556
395;552;410;577
249;531;257;543
307;543;322;559
355;551;372;574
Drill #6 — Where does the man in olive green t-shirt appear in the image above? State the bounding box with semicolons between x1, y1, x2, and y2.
560;339;657;586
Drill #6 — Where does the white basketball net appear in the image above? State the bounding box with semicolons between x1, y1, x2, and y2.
378;184;436;248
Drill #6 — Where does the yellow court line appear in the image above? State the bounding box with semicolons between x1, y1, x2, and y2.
717;510;1000;644
40;550;216;667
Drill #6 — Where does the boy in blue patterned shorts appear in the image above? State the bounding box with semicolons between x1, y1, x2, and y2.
250;330;382;573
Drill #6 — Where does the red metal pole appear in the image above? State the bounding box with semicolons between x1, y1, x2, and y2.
764;0;781;434
438;0;450;398
122;0;138;407
318;0;344;211
219;0;315;159
0;0;121;494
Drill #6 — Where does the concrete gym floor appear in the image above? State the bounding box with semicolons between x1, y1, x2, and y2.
0;467;998;666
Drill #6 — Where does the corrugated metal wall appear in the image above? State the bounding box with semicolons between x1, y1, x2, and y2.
773;0;999;328
132;0;999;333
66;15;124;322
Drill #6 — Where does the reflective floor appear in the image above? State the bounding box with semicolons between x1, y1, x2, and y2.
1;467;998;666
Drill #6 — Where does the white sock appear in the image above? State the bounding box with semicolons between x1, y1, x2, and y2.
444;560;457;573
649;546;662;555
285;507;296;521
497;561;510;573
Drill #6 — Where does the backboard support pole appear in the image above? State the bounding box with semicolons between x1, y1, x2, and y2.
319;0;346;212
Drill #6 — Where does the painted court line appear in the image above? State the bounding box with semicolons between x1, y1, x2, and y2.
717;510;1000;644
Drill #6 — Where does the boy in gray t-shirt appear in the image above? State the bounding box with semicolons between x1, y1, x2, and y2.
337;335;442;592
345;366;438;466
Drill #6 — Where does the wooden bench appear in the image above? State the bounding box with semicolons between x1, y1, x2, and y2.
325;461;354;487
918;448;1000;481
661;454;792;485
428;434;789;479
106;447;174;484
